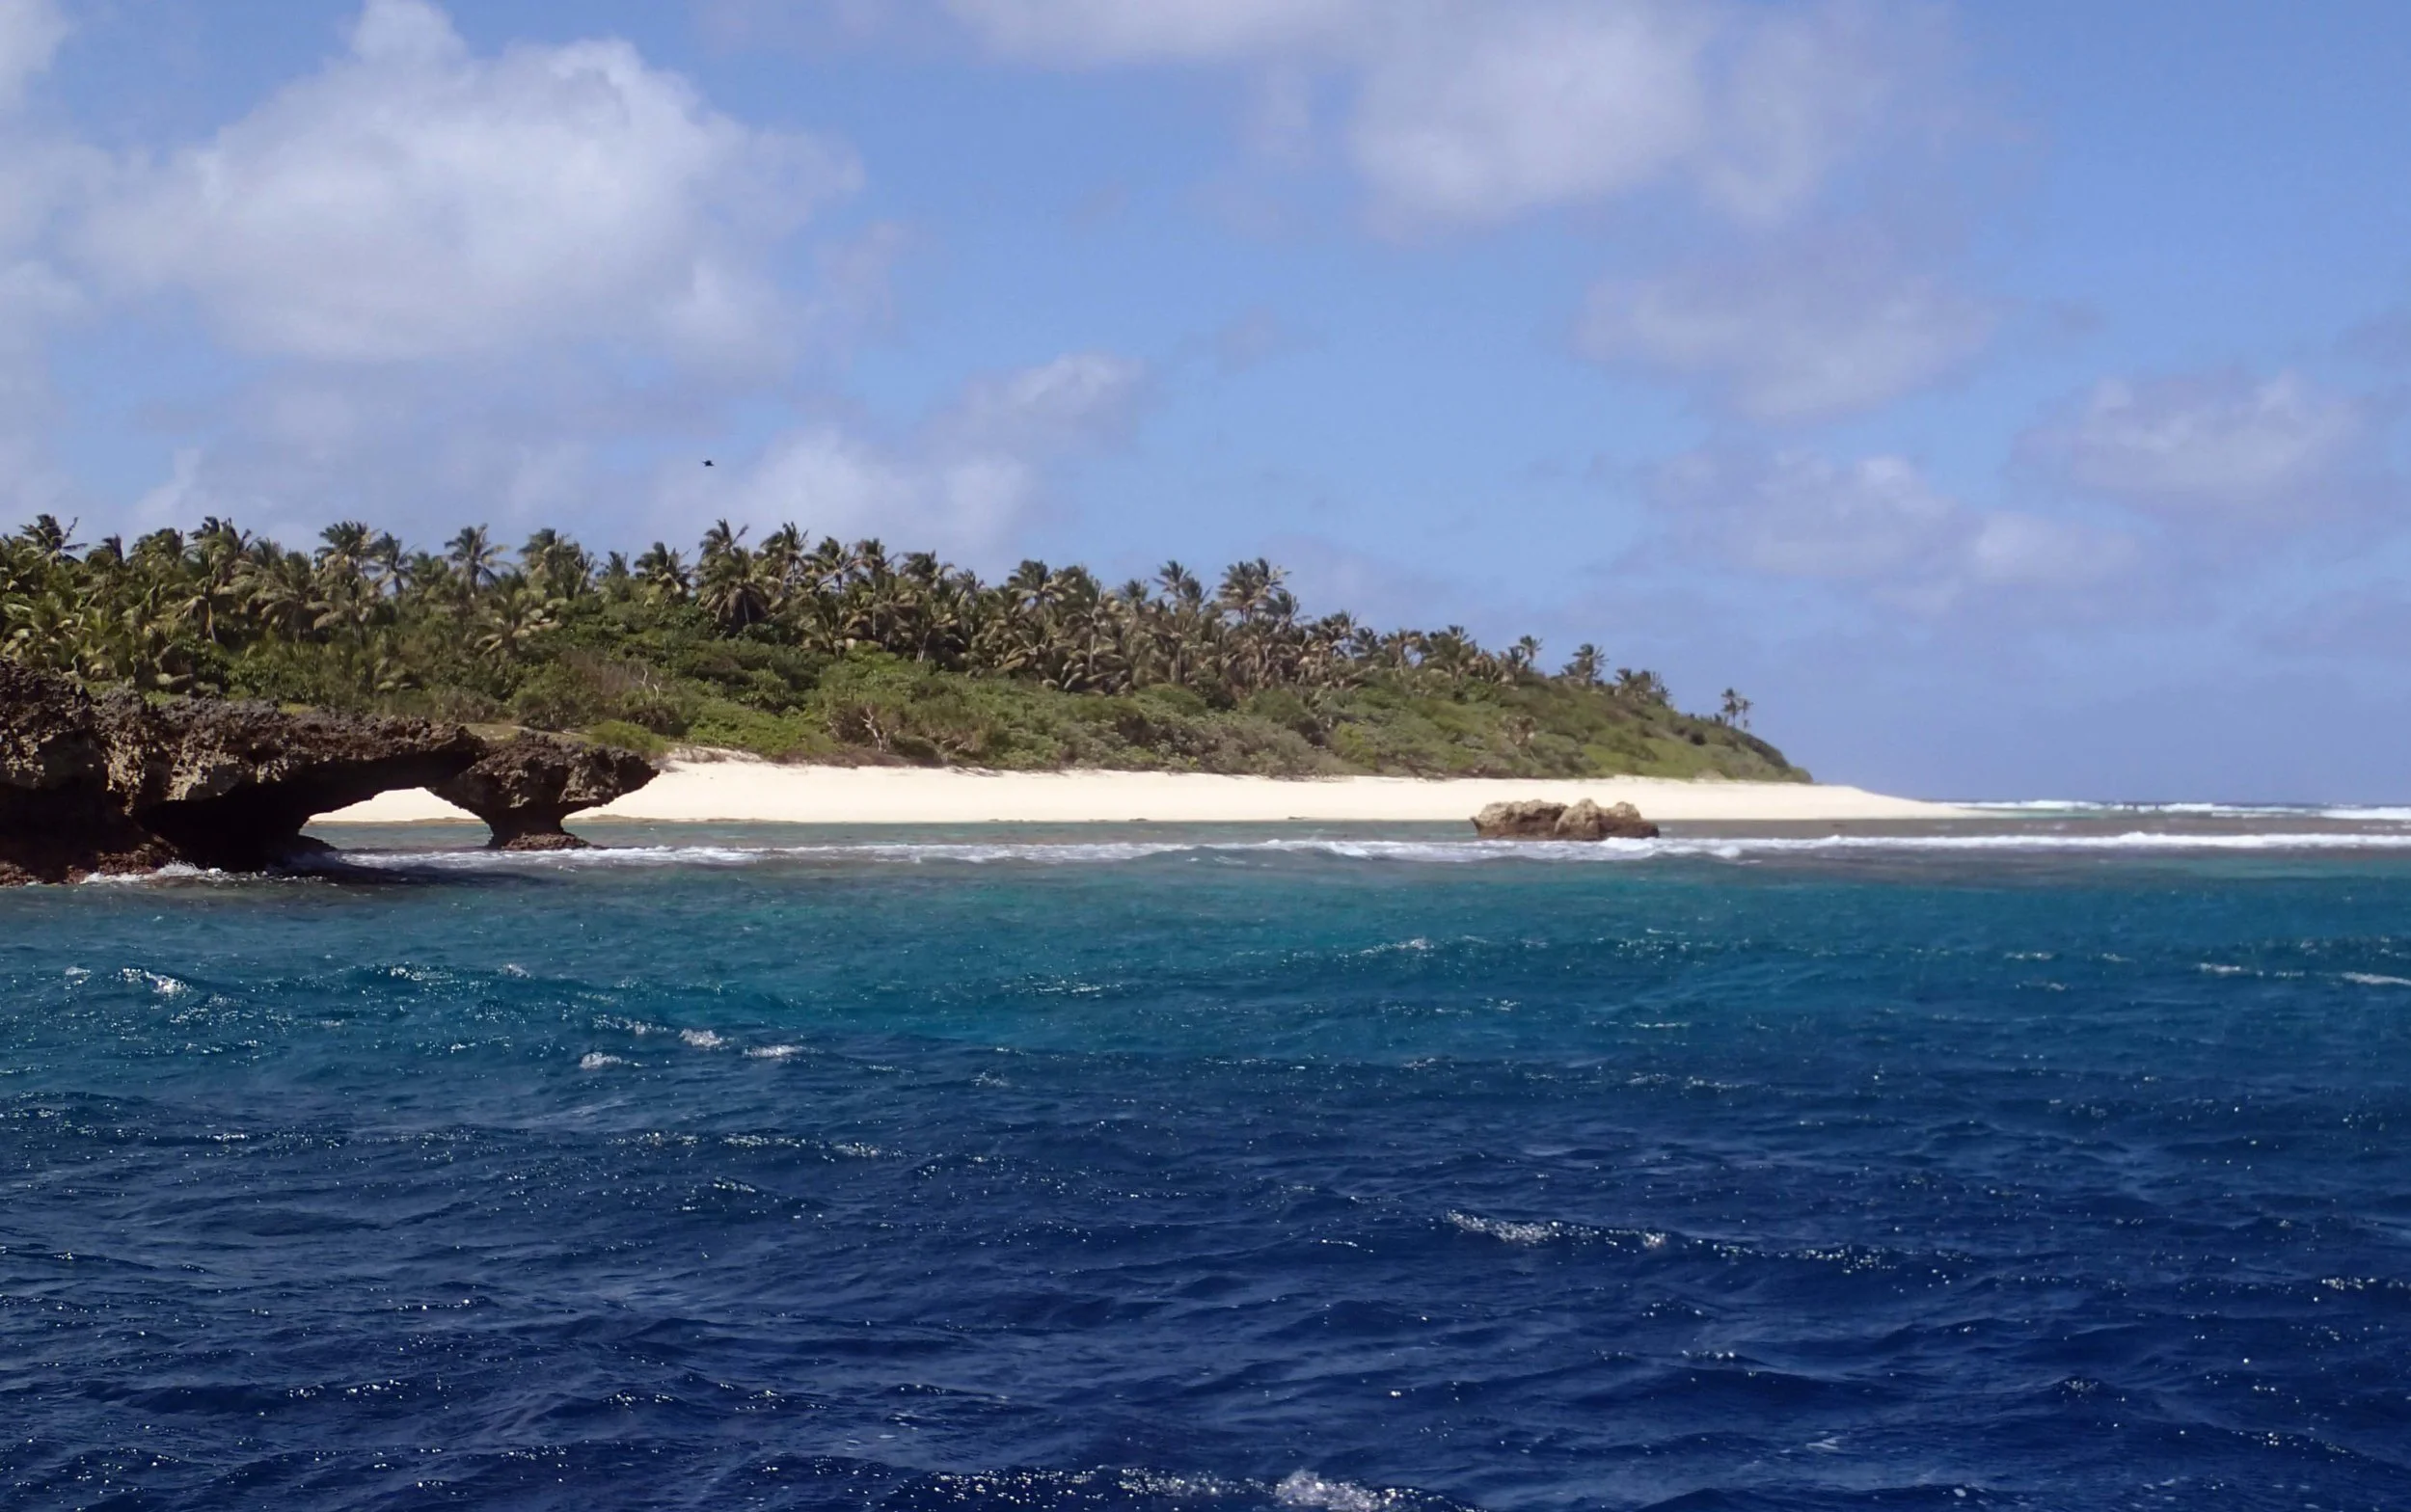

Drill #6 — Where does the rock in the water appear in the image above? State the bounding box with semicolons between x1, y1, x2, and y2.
1472;797;1659;841
4;665;501;881
115;699;485;871
0;663;176;882
1472;799;1565;839
433;734;658;850
1553;798;1658;840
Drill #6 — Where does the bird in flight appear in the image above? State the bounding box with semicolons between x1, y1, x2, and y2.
702;459;715;468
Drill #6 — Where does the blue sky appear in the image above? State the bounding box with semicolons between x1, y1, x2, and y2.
4;0;2408;799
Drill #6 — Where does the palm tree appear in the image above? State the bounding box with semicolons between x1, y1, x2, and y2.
634;543;691;604
3;507;1772;784
1614;667;1669;706
696;539;779;632
234;550;317;638
1560;643;1603;687
317;522;377;583
475;579;561;662
761;524;808;590
17;514;80;563
1422;626;1475;685
366;532;407;595
446;526;503;595
521;528;593;601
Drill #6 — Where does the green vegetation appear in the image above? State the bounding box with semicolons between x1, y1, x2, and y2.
0;514;1803;780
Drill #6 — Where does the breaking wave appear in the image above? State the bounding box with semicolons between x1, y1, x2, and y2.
1960;798;2411;822
315;827;2411;874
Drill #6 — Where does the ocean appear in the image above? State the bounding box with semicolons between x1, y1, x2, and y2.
5;819;2409;1510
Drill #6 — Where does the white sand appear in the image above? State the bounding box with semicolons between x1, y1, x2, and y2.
315;754;1967;825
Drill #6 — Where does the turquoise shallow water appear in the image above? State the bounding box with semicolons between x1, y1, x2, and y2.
4;824;2410;1509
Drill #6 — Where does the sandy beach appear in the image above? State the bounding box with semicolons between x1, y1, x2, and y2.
317;754;1966;826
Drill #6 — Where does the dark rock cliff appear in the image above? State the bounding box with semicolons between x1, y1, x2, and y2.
0;664;175;884
434;734;658;850
119;699;485;871
1;665;656;881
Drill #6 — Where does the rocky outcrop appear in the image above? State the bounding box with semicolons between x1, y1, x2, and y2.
1554;798;1659;841
2;664;492;879
1472;797;1659;841
433;734;657;850
118;699;485;871
0;663;175;883
2;664;667;880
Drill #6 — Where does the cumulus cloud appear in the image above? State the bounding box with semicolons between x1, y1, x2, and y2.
661;350;1148;556
0;0;65;112
0;0;79;515
1342;5;1719;227
2018;369;2378;518
935;349;1149;455
77;0;858;368
0;258;78;515
1582;236;1997;421
1650;446;2132;603
931;0;1944;229
941;0;1358;64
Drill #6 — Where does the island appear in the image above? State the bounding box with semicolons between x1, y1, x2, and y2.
3;514;1794;780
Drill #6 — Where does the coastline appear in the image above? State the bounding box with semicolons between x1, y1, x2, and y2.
314;753;1968;825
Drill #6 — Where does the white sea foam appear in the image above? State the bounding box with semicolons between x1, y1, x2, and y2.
1275;1471;1427;1511
577;1052;627;1070
1962;798;2411;823
2339;972;2411;987
678;1029;726;1049
1446;1210;1570;1245
744;1043;806;1061
313;828;2411;876
78;863;220;885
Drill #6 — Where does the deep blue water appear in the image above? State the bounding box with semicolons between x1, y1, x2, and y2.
5;826;2410;1510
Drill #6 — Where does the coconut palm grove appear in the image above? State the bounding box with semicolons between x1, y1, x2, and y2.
0;514;1798;779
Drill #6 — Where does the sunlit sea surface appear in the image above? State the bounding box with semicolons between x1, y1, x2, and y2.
6;809;2411;1510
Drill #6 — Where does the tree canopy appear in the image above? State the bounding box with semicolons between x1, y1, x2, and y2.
1;514;1801;780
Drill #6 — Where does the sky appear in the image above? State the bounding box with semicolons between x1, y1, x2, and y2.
3;0;2409;801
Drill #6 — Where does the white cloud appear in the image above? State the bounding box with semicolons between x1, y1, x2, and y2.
0;254;74;351
0;0;65;112
937;349;1148;454
0;0;79;516
1694;1;1927;223
1651;446;2132;601
1344;5;1717;227
663;350;1148;555
2019;370;2375;517
0;262;77;514
1964;510;2134;589
941;0;1360;65
78;0;858;367
1582;237;1997;421
934;0;1944;229
1655;447;1958;580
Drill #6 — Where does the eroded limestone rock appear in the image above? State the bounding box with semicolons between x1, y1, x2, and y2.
1472;797;1658;841
2;664;488;879
119;700;485;871
433;734;658;850
0;663;175;882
